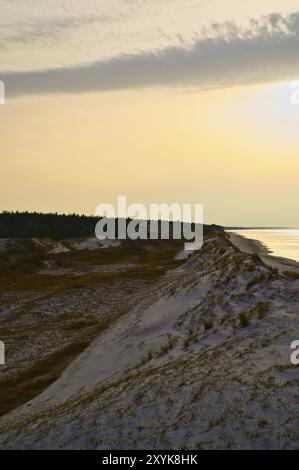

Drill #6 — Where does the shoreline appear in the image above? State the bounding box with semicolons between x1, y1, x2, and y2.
227;231;299;273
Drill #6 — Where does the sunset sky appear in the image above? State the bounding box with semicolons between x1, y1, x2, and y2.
1;0;299;226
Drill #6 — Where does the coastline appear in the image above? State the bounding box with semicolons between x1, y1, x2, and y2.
228;231;299;273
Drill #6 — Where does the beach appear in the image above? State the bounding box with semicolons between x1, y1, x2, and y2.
228;231;299;273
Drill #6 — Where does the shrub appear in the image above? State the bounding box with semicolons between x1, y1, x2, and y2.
255;301;271;319
156;334;176;357
239;311;250;327
283;270;299;279
183;331;199;348
246;273;266;290
138;349;153;366
203;318;213;330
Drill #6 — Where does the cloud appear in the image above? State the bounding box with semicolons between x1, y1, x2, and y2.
3;11;299;97
0;14;119;47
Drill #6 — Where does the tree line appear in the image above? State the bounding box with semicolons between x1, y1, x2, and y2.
0;211;98;239
0;211;221;240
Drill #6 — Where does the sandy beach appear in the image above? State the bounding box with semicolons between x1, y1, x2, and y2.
228;231;299;273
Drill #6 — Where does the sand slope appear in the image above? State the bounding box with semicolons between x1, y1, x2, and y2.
0;232;298;449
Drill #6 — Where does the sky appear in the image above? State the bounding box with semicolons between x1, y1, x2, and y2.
1;0;299;226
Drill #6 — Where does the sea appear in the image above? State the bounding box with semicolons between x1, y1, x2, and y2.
228;229;299;263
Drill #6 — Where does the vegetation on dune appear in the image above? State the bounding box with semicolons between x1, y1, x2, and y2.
0;226;298;450
0;211;98;239
283;270;299;279
0;232;188;416
0;211;222;240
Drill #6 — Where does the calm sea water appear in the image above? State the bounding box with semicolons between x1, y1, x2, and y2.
229;229;299;263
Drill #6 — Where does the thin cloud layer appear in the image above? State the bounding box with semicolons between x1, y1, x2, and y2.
0;14;118;47
3;11;299;97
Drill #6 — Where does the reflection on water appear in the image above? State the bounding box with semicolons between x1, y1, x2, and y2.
229;229;299;263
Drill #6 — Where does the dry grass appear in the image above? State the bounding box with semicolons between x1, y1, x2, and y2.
183;329;199;348
283;270;299;279
0;341;89;417
239;311;251;327
255;301;271;319
246;273;266;290
155;334;177;357
0;238;186;416
203;317;214;330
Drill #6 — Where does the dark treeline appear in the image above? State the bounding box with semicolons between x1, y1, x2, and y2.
0;212;98;239
0;211;221;239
